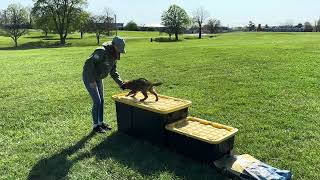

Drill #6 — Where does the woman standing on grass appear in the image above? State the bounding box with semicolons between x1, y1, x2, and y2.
82;36;126;133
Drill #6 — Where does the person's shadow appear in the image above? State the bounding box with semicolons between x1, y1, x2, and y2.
27;131;95;180
28;132;228;180
92;132;228;180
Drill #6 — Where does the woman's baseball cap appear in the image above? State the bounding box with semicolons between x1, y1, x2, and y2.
112;36;126;53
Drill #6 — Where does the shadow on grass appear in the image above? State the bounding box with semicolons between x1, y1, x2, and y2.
25;35;56;39
153;35;215;42
27;131;95;180
43;37;81;40
24;35;81;40
92;132;227;179
184;35;216;39
0;41;72;50
153;37;182;42
28;132;228;180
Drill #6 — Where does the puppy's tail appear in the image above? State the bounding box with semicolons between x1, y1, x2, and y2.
152;81;163;86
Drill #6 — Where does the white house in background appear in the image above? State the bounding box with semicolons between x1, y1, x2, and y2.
143;23;165;28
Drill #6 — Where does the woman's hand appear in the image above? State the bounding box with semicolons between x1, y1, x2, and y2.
120;81;128;90
89;82;97;89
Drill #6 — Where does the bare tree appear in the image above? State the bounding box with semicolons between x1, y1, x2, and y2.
314;18;320;32
87;14;114;45
25;6;33;26
103;8;115;36
85;8;115;44
192;7;209;39
33;0;87;45
205;18;221;34
0;4;29;47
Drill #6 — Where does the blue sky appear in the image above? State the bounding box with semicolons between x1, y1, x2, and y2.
2;0;320;27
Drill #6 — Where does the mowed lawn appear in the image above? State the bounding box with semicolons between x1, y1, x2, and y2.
0;31;320;179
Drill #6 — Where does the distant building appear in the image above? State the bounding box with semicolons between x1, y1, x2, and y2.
94;22;124;30
115;23;124;29
263;26;305;32
138;23;165;31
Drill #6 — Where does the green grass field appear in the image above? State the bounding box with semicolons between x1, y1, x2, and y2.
0;31;319;179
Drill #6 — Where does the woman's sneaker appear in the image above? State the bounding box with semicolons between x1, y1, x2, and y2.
93;126;106;133
99;122;112;131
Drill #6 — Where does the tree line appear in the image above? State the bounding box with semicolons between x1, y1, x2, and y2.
0;0;120;47
245;21;320;32
0;1;221;47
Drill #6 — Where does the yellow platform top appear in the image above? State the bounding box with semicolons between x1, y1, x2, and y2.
112;92;192;114
165;117;238;144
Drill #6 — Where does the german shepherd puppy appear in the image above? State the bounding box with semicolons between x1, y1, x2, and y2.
121;78;162;101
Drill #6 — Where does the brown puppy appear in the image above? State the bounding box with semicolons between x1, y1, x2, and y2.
121;78;162;101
